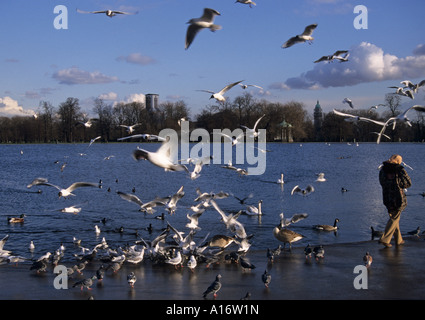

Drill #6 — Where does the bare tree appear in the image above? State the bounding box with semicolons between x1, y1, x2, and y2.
57;97;81;143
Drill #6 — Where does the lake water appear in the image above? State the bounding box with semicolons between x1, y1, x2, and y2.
1;141;424;262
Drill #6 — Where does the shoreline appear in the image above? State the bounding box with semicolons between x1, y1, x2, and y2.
1;236;424;300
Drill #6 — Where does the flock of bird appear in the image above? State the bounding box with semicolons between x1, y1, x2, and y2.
4;123;425;299
0;136;378;301
3;3;424;300
76;3;425;146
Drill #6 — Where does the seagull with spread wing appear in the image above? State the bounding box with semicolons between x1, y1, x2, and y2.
132;137;189;172
401;79;425;93
240;114;265;138
332;109;386;126
185;8;222;50
119;123;141;134
27;178;99;198
376;105;425;144
198;80;244;102
77;9;138;18
282;24;318;49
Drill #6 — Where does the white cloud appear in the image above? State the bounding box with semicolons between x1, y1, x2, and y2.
0;96;35;117
116;53;156;66
273;42;425;90
98;92;118;101
125;93;146;104
53;67;119;85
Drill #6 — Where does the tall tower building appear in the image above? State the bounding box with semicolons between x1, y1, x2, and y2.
145;93;159;112
314;100;323;141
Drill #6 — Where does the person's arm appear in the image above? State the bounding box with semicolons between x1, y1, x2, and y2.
397;167;412;189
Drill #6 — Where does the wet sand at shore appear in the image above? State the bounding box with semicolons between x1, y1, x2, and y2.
1;236;425;300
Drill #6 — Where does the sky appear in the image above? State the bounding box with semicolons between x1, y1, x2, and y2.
1;0;425;119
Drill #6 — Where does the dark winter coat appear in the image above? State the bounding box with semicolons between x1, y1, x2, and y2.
379;162;412;212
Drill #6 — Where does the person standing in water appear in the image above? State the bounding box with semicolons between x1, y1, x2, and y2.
378;154;412;248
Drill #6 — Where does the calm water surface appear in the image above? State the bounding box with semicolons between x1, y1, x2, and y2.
0;142;424;262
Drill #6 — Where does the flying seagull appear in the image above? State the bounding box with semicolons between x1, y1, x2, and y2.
76;9;138;18
77;118;98;128
376;105;425;144
132;137;189;172
213;131;245;146
185;8;222;50
281;24;318;49
332;109;386;126
314;50;349;63
117;134;166;142
400;79;425;93
119;123;141;134
239;83;263;90
240;114;265;138
198;80;243;102
388;86;415;99
27;178;99;198
88;136;101;147
235;0;256;8
342;98;354;109
368;104;385;113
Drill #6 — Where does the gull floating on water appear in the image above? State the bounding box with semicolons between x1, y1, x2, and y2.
76;9;138;18
60;205;82;214
281;24;318;49
316;173;326;182
27;178;99;198
185;8;222;50
198;80;244;102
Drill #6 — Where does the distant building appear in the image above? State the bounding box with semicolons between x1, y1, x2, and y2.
314;100;323;141
278;119;293;143
145;93;159;112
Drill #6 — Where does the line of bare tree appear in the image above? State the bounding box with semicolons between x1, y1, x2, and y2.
0;93;424;144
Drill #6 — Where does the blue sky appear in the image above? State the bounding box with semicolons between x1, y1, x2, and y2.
1;0;424;118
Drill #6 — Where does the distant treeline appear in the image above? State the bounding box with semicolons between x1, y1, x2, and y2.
1;93;424;144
